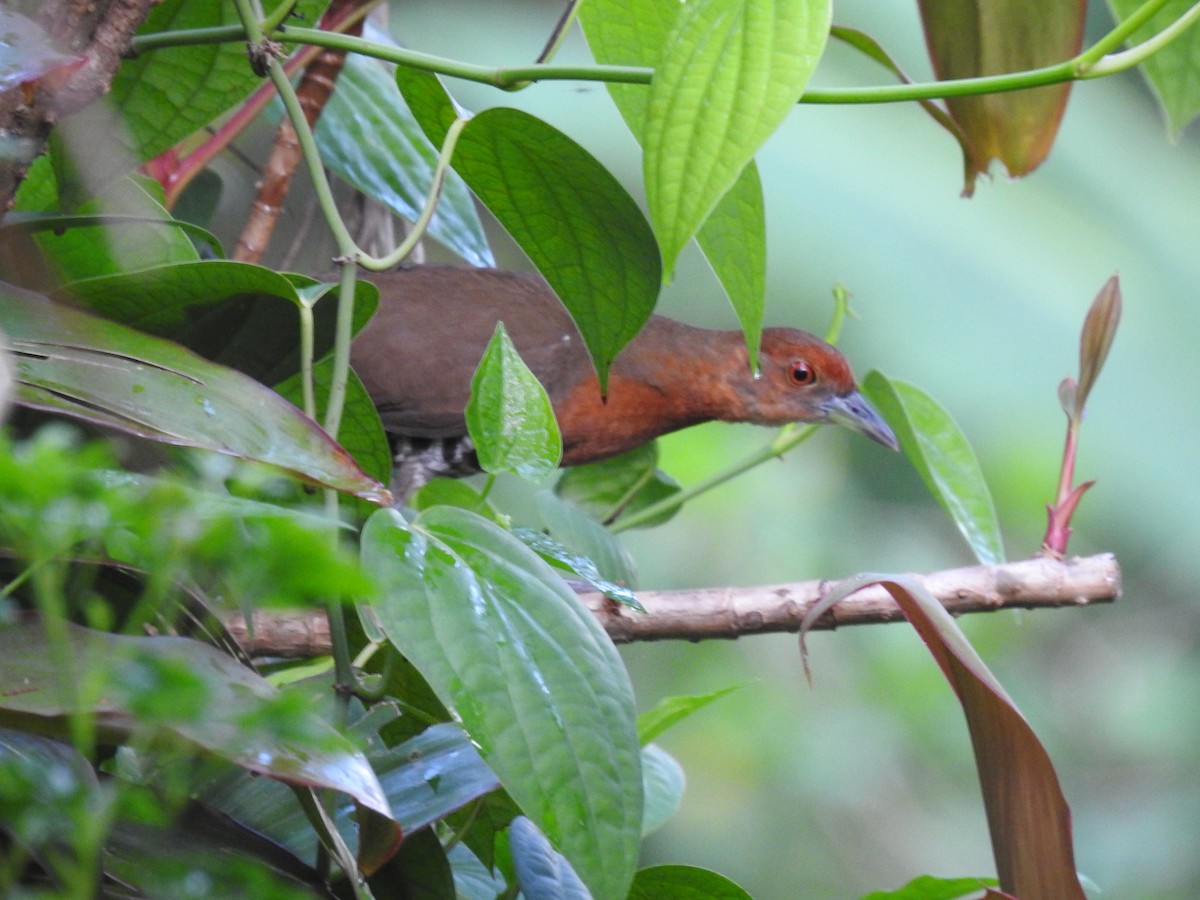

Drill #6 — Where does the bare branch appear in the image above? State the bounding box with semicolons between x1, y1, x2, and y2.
225;553;1120;657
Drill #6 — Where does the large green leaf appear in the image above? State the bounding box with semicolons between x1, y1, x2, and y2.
579;0;767;368
1109;0;1200;137
109;0;327;162
55;261;379;389
803;575;1084;899
863;372;1004;565
315;50;492;267
466;323;562;480
362;507;642;900
917;0;1087;194
642;0;830;277
2;284;390;504
394;67;661;393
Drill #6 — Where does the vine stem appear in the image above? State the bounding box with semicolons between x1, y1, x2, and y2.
133;2;1200;104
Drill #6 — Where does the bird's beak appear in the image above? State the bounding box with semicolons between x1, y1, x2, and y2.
822;391;899;451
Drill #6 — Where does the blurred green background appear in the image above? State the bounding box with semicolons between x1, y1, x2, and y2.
286;2;1197;896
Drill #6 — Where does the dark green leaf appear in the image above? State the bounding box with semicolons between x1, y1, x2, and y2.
362;507;642;900
628;864;753;899
376;723;501;833
643;0;830;276
13;161;199;283
466;323;562;479
54;261;379;389
110;0;327;162
2;285;390;503
554;443;681;529
412;479;502;523
394;66;661;394
862;372;1004;565
368;826;455;900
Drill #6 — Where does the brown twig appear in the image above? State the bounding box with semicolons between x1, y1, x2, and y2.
224;553;1120;656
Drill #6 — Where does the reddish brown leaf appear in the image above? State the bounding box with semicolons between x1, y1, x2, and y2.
917;1;1086;195
803;574;1085;899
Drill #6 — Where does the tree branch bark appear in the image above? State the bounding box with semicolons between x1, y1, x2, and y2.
224;553;1120;657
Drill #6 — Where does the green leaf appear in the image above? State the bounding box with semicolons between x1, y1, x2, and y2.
862;372;1004;566
579;0;767;368
395;67;662;393
412;479;502;522
458;108;660;393
643;0;830;276
628;865;754;899
917;1;1086;193
1109;0;1200;137
2;284;391;504
466;323;563;480
554;443;681;530
55;261;379;391
535;491;638;593
0;619;399;851
860;873;999;899
12;162;199;282
637;685;744;746
315;51;492;267
640;744;685;837
110;0;327;162
362;507;642;900
803;575;1084;899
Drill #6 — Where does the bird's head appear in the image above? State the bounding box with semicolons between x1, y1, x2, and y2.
744;328;899;450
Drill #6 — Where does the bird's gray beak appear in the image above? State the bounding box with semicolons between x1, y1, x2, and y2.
822;391;899;451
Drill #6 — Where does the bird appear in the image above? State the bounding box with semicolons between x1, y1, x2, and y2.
350;266;898;498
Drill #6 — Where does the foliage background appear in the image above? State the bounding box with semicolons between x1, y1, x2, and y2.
327;2;1200;898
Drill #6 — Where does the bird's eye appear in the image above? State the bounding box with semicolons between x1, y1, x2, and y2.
789;361;816;386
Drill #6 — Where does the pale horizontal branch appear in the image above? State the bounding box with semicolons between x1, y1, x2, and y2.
223;553;1120;657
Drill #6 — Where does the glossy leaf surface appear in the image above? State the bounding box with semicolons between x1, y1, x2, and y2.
863;372;1004;565
466;323;562;480
394;67;661;393
362;507;642;900
2;284;390;503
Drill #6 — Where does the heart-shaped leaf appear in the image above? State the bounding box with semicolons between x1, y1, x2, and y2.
362;507;642;900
